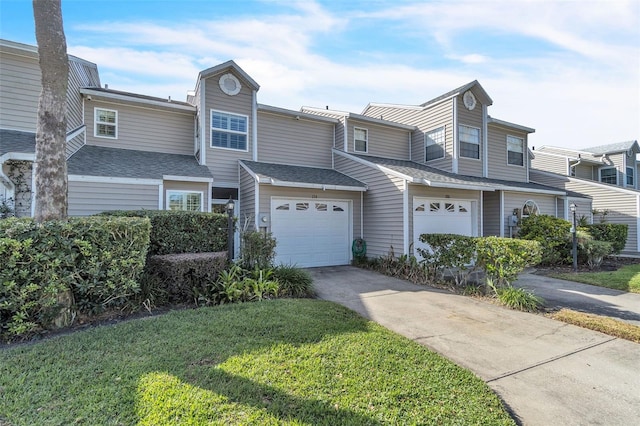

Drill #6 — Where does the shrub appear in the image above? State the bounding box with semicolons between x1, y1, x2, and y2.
518;214;571;265
215;265;279;304
585;223;628;255
144;252;228;304
418;234;477;285
579;239;613;270
0;216;150;339
492;284;544;312
475;237;542;286
99;210;228;255
240;231;277;270
273;265;315;298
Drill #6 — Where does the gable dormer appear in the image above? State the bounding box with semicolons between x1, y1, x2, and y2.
194;61;260;186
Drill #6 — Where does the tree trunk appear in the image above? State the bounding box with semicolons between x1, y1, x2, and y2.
33;0;69;222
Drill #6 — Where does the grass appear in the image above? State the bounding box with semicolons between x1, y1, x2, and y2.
0;299;514;425
548;308;640;343
551;263;640;293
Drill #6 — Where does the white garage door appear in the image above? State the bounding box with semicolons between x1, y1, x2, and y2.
413;198;475;260
271;198;351;267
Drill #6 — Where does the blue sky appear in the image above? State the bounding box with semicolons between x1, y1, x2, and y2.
1;0;638;150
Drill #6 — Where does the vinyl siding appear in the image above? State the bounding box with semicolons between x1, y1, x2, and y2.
163;180;209;211
239;167;256;230
68;181;158;216
487;125;528;182
505;192;557;235
574;164;596;180
84;100;194;155
204;75;253;184
335;155;403;258
531;151;568;175
530;170;639;253
65;58;100;157
257;111;333;167
257;184;362;240
0;49;40;131
300;109;345;150
600;153;624;186
408;185;482;256
482;191;501;236
67;134;85;158
345;118;409;159
456;96;483;177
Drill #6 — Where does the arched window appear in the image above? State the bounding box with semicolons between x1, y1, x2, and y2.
522;200;539;218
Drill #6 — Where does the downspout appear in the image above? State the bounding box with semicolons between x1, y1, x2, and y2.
482;104;488;177
403;180;409;255
452;97;458;173
343;117;348;152
568;157;582;176
360;191;363;239
200;80;206;165
254;177;260;230
252;89;258;161
479;191;483;236
408;131;412;161
499;190;505;238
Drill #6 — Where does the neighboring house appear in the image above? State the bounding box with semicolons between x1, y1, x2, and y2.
0;38;591;266
530;141;640;255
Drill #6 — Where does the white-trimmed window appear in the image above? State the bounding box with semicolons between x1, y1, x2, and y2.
459;125;480;159
507;135;524;166
425;126;445;161
94;108;117;139
626;167;634;186
167;191;203;212
522;200;539;218
211;110;248;150
354;127;368;153
599;167;617;185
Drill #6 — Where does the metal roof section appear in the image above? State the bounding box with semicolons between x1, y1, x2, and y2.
240;160;367;192
67;145;213;180
79;87;196;112
257;104;340;124
488;116;535;134
583;140;639;156
197;60;260;91
339;151;566;195
420;80;493;108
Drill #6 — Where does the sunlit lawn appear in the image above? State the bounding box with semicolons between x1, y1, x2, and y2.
0;299;514;425
552;263;640;293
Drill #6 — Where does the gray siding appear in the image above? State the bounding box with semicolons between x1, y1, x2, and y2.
68;181;158;216
530;170;639;253
482;191;501;236
257;111;333;168
239;167;256;230
531;151;568;175
345;118;409;159
505;192;557;236
204;74;253;184
65;57;100;157
456;96;483;177
487;125;528;182
335;155;403;258
574;164;596;180
84;100;194;155
0;47;40;132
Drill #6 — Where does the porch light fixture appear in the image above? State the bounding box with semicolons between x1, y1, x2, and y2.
570;203;577;272
226;197;235;263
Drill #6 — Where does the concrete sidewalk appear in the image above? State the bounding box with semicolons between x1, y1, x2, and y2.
514;272;640;326
309;266;640;426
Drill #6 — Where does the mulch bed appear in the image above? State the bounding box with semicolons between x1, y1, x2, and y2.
533;256;640;276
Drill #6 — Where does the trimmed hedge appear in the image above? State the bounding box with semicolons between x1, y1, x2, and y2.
99;210;229;255
517;214;571;265
585;223;628;255
0;217;150;339
475;237;542;286
144;252;227;304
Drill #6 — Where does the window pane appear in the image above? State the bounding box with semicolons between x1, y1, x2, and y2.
600;168;617;184
97;124;115;137
508;151;524;166
354;128;367;140
211;111;247;150
627;167;634;186
459;125;479;144
355;139;367;152
460;142;479;159
97;109;115;123
425;127;445;161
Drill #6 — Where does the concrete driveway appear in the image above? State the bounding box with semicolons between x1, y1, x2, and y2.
308;266;640;426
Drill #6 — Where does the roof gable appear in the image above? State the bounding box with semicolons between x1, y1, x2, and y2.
420;80;493;108
198;60;260;91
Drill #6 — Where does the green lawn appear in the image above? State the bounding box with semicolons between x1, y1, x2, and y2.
0;300;514;425
552;263;640;293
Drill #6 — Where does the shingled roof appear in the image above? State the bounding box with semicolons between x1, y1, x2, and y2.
68;145;212;180
0;129;36;155
583;140;639;156
240;160;366;191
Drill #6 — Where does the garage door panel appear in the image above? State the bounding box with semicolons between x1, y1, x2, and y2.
271;198;351;267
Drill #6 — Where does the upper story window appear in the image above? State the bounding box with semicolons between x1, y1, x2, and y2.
94;108;117;139
354;127;368;153
459;125;480;159
167;190;203;212
599;167;617;185
211;110;248;151
507;135;524;166
627;167;634;186
425;126;445;161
